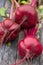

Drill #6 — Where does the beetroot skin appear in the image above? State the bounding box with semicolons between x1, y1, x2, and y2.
18;36;42;58
0;19;20;42
15;5;38;28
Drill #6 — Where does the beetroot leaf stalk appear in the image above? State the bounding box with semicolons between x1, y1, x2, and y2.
14;0;20;7
10;0;14;19
24;23;39;37
31;0;38;7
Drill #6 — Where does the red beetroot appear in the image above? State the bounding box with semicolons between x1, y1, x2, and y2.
18;36;42;58
1;19;20;41
0;19;20;45
10;36;42;65
14;0;38;28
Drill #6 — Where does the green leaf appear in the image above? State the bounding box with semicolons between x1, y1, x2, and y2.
10;0;30;5
21;1;28;4
38;5;43;14
10;0;12;2
38;9;43;14
0;7;6;17
18;0;21;4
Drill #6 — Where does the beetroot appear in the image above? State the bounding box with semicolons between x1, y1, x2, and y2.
10;36;42;65
14;0;38;28
0;19;20;44
1;19;20;41
18;36;42;58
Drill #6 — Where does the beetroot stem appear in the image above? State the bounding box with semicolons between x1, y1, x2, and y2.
24;30;28;37
10;0;14;19
31;0;38;7
14;0;20;7
33;23;39;36
24;23;39;37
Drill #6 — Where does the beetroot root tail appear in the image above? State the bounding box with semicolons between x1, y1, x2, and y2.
10;53;29;65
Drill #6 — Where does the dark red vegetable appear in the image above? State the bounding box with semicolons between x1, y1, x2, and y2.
0;19;20;45
14;0;38;29
1;19;20;41
10;36;42;65
18;36;42;57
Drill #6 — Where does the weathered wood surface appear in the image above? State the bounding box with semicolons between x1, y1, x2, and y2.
0;0;43;65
